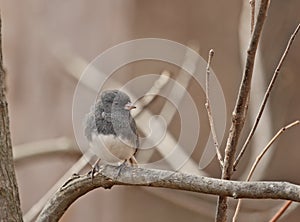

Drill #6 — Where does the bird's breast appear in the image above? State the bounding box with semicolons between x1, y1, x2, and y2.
89;133;136;164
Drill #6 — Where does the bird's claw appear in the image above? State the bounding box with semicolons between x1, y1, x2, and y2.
88;158;101;180
116;161;127;179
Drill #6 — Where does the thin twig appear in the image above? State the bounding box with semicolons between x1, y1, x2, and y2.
36;165;300;222
216;1;270;221
250;0;256;33
269;200;292;222
205;49;223;168
247;120;299;181
232;120;299;221
234;23;300;169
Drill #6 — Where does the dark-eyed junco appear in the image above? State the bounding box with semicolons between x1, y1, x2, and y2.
84;90;139;177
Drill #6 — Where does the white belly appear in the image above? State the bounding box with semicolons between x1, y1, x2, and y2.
89;133;136;164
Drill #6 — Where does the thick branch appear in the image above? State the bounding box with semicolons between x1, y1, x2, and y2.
37;166;300;222
216;0;270;221
0;15;23;221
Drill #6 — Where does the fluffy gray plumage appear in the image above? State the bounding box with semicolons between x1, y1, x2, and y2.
84;90;139;162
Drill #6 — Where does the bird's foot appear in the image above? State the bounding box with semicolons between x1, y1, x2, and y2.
129;156;138;167
116;160;128;179
88;158;101;180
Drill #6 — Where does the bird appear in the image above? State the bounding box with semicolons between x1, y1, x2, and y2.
84;90;139;178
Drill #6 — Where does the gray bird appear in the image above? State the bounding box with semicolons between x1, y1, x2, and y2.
84;90;139;177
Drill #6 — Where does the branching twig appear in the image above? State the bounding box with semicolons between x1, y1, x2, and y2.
234;23;300;169
216;1;270;221
232;120;299;221
36;165;300;222
205;49;223;168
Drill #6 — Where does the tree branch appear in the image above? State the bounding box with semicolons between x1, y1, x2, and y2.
269;200;292;222
233;23;300;169
205;49;223;168
250;0;255;33
0;13;23;222
216;0;270;221
232;120;299;221
37;165;300;222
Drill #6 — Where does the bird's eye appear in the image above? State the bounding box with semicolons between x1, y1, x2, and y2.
114;102;118;105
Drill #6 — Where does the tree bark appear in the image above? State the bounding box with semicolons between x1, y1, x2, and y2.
37;165;300;222
0;14;23;222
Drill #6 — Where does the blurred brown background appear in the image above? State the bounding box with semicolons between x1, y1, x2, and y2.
1;0;300;221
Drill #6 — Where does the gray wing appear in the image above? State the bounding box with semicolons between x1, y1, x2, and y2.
129;115;139;149
84;110;97;142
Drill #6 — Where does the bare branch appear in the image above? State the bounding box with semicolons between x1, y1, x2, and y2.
232;120;299;221
0;14;23;222
239;0;274;182
269;200;292;222
205;49;223;168
250;0;255;33
37;165;300;222
248;120;299;181
234;23;300;169
216;0;270;221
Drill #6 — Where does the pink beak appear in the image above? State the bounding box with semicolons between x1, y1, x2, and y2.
124;102;136;110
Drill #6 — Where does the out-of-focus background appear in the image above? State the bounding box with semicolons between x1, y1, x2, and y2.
1;0;300;221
